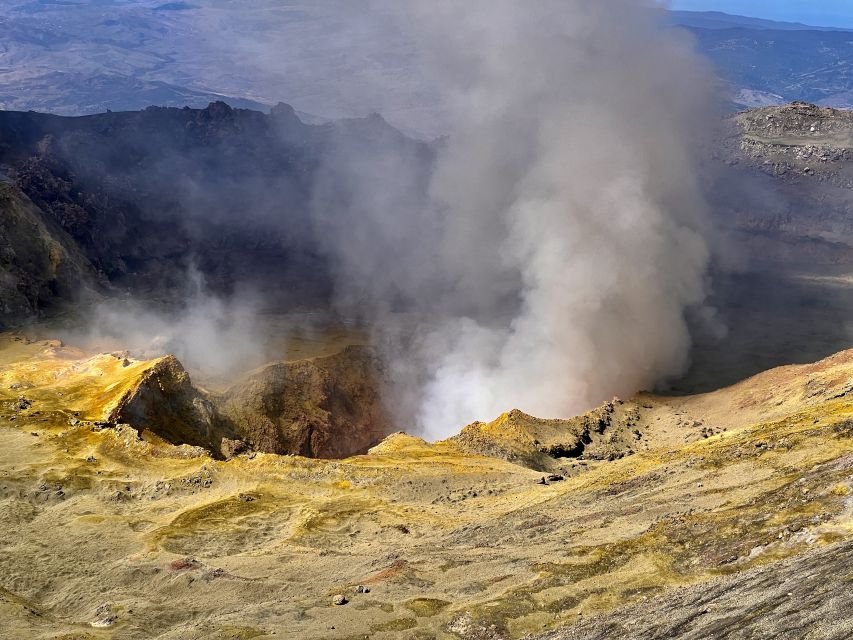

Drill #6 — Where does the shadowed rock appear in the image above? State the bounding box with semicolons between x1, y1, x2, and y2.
107;355;234;456
215;345;391;458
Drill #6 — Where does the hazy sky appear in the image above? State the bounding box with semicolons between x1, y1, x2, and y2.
670;0;853;28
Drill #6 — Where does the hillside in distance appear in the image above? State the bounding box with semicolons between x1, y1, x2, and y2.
668;10;852;31
667;11;853;109
5;2;853;131
688;28;853;109
0;0;421;130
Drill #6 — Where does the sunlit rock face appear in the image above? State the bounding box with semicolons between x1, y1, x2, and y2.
0;336;391;461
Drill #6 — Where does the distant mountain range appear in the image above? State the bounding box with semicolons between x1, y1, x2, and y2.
668;10;852;32
690;27;853;109
0;1;422;130
669;11;853;109
1;3;853;129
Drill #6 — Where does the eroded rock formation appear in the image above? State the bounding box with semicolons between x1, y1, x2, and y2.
106;355;232;455
216;345;391;458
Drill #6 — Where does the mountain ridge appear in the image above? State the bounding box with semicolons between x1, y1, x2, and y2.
669;9;853;32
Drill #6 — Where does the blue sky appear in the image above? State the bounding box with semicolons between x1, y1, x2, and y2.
669;0;853;28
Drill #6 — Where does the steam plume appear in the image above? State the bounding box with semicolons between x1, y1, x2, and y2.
66;267;266;379
54;0;721;442
318;1;720;438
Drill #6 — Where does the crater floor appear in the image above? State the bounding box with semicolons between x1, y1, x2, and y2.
1;333;853;639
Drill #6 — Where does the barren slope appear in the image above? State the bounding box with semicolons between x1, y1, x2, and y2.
1;333;853;639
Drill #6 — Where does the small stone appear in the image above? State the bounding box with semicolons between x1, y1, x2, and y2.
355;585;370;594
91;603;116;628
332;594;348;606
169;557;200;571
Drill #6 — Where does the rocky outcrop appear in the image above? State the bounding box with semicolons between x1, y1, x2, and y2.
107;355;236;456
450;401;646;472
216;345;391;458
0;181;100;327
735;102;853;186
0;338;392;461
708;102;853;266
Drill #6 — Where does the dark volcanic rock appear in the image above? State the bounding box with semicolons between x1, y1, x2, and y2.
0;181;100;326
0;102;434;322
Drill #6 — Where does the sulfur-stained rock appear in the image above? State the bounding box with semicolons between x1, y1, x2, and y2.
450;403;646;472
106;355;235;456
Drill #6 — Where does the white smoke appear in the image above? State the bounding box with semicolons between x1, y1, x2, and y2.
62;267;267;380
319;0;720;438
174;0;722;439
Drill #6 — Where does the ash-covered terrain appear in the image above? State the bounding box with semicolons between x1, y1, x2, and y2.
4;297;853;639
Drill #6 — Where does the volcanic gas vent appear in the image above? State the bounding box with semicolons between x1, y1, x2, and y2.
215;345;391;458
